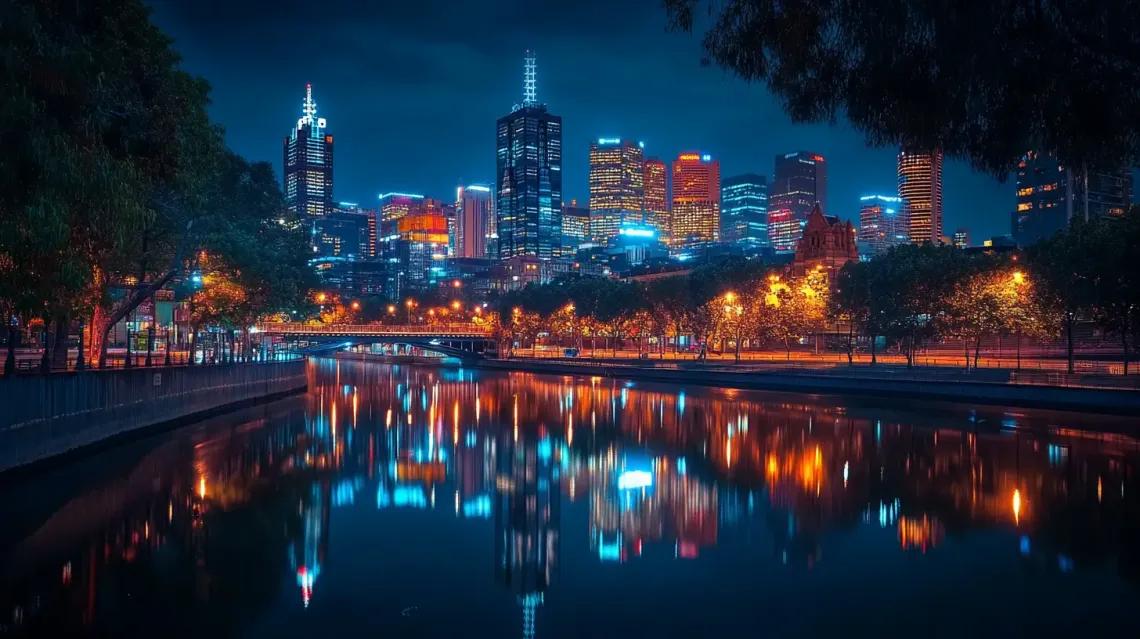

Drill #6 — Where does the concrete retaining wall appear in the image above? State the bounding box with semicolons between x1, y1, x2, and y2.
0;361;308;473
478;360;1140;415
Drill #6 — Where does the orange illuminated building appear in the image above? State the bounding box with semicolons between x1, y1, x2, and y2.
897;149;943;244
643;158;669;241
670;152;720;250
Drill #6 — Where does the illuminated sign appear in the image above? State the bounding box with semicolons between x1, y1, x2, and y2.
378;192;425;200
860;195;903;202
617;470;653;490
638;141;645;149
619;227;655;238
784;152;798;159
465;185;491;192
701;154;711;162
678;154;701;161
598;137;621;145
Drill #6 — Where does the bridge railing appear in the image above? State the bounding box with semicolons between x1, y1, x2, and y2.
257;322;491;336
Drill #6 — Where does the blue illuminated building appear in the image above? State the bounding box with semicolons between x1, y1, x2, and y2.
720;173;768;248
496;51;563;264
283;84;333;217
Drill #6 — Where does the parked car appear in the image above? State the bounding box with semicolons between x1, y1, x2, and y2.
563;348;579;358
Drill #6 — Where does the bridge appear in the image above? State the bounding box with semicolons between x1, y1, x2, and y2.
256;323;497;361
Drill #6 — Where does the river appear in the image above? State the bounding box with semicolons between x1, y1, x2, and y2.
1;358;1138;637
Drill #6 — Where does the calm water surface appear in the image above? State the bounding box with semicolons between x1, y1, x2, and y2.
2;359;1139;637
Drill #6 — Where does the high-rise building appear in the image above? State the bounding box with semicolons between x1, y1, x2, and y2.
496;51;563;264
283;84;334;217
589;138;644;246
310;204;372;261
857;195;908;256
1011;150;1134;245
561;201;590;256
378;192;426;252
768;152;827;252
670;152;720;250
720;174;768;248
455;185;493;259
952;228;969;248
395;211;449;290
643;158;669;242
897;149;943;244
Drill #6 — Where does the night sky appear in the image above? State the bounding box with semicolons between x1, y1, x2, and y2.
150;0;1013;240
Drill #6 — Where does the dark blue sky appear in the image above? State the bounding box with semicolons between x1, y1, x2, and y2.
150;0;1013;240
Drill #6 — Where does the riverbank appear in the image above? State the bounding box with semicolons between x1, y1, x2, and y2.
0;361;308;475
476;357;1140;415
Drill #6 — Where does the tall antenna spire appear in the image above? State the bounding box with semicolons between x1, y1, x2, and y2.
523;50;537;107
301;83;317;125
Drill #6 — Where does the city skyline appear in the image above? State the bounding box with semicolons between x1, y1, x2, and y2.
150;0;1034;241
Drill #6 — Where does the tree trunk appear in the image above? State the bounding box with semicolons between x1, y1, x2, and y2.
846;323;854;365
51;313;69;371
1066;314;1075;374
963;338;971;370
4;323;17;375
870;334;877;365
973;336;983;370
39;316;52;374
784;337;791;361
734;333;741;362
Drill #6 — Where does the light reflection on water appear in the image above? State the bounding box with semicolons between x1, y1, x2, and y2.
2;358;1139;638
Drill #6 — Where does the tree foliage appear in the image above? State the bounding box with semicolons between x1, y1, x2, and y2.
664;0;1140;176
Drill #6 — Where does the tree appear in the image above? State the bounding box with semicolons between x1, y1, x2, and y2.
0;0;221;370
1028;220;1100;374
664;0;1140;177
943;268;1009;370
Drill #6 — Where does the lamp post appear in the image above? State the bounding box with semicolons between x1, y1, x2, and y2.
124;326;133;368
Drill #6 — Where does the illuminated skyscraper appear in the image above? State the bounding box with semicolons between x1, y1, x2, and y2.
456;185;493;258
643;158;669;241
670;152;720;250
561;201;589;256
858;195;907;256
768;151;826;252
720;174;768;248
378;192;426;252
953;228;969;248
588;138;644;246
897;149;943;244
496;51;563;263
1011;150;1133;245
283;84;334;217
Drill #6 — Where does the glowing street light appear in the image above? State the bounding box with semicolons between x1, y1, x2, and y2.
316;292;328;303
1012;271;1024;284
351;301;361;311
387;305;396;315
451;301;461;311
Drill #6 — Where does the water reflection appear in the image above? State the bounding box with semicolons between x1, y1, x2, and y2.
2;359;1139;637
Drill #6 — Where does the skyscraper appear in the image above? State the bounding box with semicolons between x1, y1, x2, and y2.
283;84;334;217
496;51;563;263
561;201;589;256
588;138;644;246
858;195;908;256
720;174;768;248
455;185;493;259
952;228;970;248
897;149;943;244
643;158;669;242
1011;150;1134;245
670;152;720;250
768;152;827;252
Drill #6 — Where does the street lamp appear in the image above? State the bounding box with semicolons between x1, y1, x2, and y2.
351;300;361;311
451;301;461;311
316;292;328;304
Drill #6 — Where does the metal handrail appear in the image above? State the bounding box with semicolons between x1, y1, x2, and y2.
257;322;491;336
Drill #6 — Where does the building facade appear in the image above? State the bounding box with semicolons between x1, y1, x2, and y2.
309;209;371;261
792;204;857;278
720;174;768;248
561;201;589;256
283;84;334;217
897;149;943;244
495;53;562;263
769;152;827;253
670;152;720;250
643;158;669;243
952;228;969;248
857;195;908;256
1011;150;1134;246
456;185;493;259
395;212;449;290
588;138;644;246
